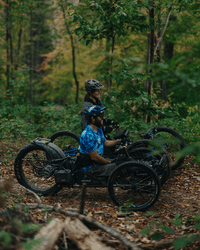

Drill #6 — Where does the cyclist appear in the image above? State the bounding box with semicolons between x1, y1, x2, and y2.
81;79;118;132
79;105;122;176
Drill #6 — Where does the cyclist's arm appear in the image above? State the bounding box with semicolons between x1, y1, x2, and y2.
88;150;111;164
103;140;118;148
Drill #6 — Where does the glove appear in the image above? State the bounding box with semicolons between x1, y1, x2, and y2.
110;158;116;163
104;118;113;125
121;139;127;144
117;139;127;145
112;121;119;126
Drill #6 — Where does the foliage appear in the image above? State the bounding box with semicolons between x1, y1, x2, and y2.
0;101;82;140
0;230;12;248
140;212;200;250
72;0;147;45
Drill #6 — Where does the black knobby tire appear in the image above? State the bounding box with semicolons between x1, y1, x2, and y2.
153;127;185;170
133;126;185;171
49;130;80;157
107;161;161;212
14;144;61;196
128;147;171;186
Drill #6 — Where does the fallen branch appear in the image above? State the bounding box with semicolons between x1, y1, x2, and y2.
19;203;142;250
63;232;68;250
141;239;175;249
20;185;43;205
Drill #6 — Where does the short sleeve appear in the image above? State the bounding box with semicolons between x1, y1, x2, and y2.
98;128;106;144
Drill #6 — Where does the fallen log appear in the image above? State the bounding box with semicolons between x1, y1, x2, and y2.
19;203;142;250
64;217;114;250
33;218;64;250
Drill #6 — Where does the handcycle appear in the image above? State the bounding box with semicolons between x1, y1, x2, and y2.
49;125;185;171
14;137;161;211
49;126;171;186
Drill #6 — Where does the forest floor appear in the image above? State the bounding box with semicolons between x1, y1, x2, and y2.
0;139;200;250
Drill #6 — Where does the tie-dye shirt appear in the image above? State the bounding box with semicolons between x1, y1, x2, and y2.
79;125;106;156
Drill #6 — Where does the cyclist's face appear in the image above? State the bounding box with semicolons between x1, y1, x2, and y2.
91;113;104;127
96;117;103;127
91;89;101;99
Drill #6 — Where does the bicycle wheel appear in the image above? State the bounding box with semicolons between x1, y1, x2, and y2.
108;161;161;212
128;147;170;186
14;144;61;196
49;130;80;157
141;127;185;170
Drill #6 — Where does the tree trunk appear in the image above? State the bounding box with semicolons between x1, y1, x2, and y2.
60;0;79;104
30;5;33;106
164;15;176;60
5;0;10;96
15;28;22;71
104;36;110;91
144;2;155;123
108;35;115;92
156;6;167;103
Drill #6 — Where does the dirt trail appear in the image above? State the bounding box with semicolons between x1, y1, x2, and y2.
0;141;200;249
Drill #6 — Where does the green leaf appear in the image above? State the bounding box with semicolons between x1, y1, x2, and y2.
140;228;151;236
20;223;41;233
196;224;200;230
174;218;183;226
22;238;45;250
173;234;200;250
143;211;157;217
149;232;163;240
160;226;175;234
0;231;12;247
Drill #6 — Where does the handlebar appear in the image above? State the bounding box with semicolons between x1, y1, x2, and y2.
140;127;157;139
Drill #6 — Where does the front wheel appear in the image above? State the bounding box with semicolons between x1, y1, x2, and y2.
141;127;185;170
128;147;171;186
107;161;161;212
14;144;61;196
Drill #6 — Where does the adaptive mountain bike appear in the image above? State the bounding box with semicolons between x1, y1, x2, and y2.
49;125;185;170
14;138;161;211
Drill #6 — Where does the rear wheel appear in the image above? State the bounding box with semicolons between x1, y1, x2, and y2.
108;161;161;211
14;144;61;196
128;147;171;186
49;130;80;157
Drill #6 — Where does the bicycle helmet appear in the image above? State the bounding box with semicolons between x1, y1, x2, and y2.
85;79;104;92
84;105;106;121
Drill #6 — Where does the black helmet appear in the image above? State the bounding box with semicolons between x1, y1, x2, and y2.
85;79;104;92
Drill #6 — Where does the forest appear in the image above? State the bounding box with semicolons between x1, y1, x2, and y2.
0;0;200;249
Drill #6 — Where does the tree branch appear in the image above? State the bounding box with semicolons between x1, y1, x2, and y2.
19;203;142;250
154;10;172;56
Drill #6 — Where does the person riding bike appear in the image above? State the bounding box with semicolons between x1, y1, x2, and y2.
81;79;119;133
79;105;122;176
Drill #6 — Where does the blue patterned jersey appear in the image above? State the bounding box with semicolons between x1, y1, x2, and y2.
79;125;106;156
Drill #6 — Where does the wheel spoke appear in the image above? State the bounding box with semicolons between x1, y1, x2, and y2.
108;162;160;211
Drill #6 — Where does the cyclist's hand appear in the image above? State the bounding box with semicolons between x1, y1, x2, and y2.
104;118;112;125
110;158;116;163
112;121;119;127
117;139;127;145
